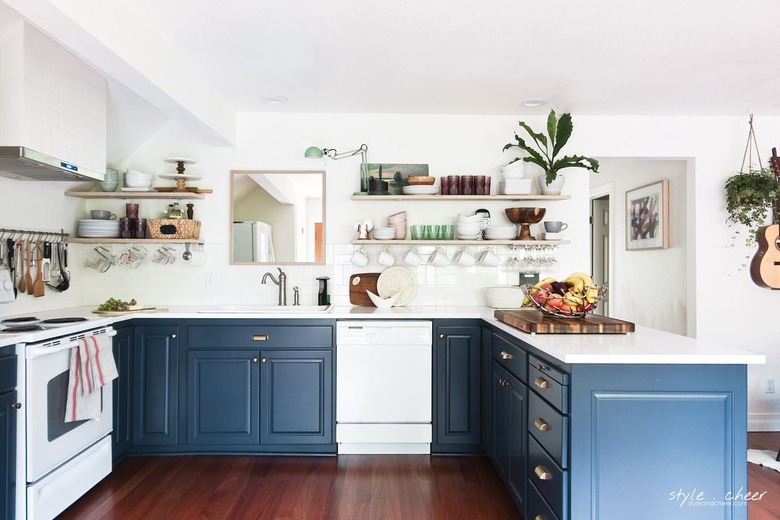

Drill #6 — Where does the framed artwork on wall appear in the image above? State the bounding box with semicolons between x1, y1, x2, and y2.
626;179;669;250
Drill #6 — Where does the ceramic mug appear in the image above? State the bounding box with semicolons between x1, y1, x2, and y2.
350;247;369;267
453;248;476;267
428;247;450;267
403;247;422;266
478;248;501;267
544;221;569;233
90;209;116;220
377;247;395;267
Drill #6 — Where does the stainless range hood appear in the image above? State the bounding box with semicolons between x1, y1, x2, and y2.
0;146;104;182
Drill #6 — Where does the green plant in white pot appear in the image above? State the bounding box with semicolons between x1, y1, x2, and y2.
503;109;599;194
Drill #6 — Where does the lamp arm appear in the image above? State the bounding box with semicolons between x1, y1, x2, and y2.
326;144;368;160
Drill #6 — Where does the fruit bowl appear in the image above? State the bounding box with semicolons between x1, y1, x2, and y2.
520;279;607;319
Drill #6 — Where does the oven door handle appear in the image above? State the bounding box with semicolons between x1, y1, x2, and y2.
27;329;117;359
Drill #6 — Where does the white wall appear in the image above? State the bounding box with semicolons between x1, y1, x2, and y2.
591;158;688;336
0;112;778;429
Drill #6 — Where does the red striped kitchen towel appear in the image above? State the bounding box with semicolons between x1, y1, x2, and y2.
64;334;119;422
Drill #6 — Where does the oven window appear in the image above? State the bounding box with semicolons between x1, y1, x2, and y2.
47;370;102;441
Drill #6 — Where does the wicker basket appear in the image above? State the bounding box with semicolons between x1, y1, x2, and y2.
147;219;201;240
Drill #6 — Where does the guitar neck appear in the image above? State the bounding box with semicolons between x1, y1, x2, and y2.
772;147;780;224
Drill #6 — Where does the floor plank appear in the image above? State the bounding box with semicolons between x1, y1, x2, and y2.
748;431;780;520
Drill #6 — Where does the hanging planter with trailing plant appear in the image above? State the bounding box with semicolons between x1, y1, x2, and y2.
724;114;780;250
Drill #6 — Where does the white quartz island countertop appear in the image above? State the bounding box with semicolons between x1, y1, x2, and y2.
0;305;765;366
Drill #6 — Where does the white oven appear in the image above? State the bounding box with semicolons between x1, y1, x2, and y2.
22;326;115;520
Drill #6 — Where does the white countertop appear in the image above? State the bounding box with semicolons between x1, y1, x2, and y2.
0;305;766;365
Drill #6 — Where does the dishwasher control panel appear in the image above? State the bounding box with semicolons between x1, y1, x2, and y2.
336;320;432;345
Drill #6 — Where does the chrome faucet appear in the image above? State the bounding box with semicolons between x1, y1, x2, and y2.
293;286;300;306
261;267;287;306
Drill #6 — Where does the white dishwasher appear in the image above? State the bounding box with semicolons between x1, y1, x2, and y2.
336;320;432;454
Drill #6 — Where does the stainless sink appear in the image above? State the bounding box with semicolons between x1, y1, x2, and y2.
197;304;332;314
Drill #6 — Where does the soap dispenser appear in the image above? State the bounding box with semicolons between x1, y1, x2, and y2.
317;276;330;306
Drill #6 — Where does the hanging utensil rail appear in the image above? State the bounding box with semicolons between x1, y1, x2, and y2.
0;228;69;243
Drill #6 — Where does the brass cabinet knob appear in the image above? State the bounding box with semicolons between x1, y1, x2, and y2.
500;351;512;360
534;465;553;481
170;333;177;339
499;379;510;387
252;335;269;341
252;357;259;363
534;377;551;389
534;515;547;520
9;402;21;410
536;363;549;372
261;357;267;363
439;334;444;339
534;418;550;431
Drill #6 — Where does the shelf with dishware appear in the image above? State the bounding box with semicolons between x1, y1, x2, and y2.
65;188;206;200
350;194;570;201
350;239;569;246
69;238;203;244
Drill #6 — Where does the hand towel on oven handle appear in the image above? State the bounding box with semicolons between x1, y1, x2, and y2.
64;334;118;422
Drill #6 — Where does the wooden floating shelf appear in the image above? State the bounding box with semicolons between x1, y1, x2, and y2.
350;239;570;246
350;194;570;201
65;189;205;200
69;238;202;244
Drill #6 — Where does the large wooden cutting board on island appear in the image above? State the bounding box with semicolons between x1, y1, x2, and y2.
494;309;635;334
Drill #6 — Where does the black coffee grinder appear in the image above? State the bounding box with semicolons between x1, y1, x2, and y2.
317;276;330;305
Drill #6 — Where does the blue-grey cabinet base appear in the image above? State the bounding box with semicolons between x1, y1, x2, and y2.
0;346;17;520
433;321;482;454
112;326;133;462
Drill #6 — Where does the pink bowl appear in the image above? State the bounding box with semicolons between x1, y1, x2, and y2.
387;211;407;224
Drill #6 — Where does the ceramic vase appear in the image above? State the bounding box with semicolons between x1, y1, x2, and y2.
538;173;565;195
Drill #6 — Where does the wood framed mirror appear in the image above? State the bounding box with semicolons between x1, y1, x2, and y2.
230;170;325;264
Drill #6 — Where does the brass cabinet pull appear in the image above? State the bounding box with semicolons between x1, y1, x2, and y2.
170;333;177;339
499;379;510;387
536;363;549;372
500;351;512;360
534;418;550;431
534;515;547;520
252;357;259;363
534;376;550;389
439;334;444;339
261;357;267;363
252;335;268;341
534;465;553;481
9;402;21;410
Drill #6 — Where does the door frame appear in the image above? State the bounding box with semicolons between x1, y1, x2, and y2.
589;182;616;316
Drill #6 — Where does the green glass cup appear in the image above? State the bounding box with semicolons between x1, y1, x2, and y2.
411;225;424;240
440;225;454;240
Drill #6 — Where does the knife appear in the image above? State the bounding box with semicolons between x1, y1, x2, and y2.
42;241;51;282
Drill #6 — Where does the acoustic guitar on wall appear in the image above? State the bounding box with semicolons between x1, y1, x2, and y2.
749;147;780;288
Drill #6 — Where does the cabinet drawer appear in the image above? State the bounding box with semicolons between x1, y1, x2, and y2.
527;479;560;520
529;356;568;413
528;436;567;520
528;390;568;469
0;353;16;394
491;333;527;383
188;325;333;350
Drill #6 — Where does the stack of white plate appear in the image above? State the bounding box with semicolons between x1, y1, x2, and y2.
484;226;517;240
402;185;439;195
78;219;121;238
499;179;533;195
372;227;397;240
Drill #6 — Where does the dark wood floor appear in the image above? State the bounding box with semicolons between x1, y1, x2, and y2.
58;432;780;520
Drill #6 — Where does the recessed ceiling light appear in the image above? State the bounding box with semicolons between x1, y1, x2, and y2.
522;98;547;107
262;95;289;105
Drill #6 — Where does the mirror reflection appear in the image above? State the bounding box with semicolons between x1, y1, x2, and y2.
231;170;325;264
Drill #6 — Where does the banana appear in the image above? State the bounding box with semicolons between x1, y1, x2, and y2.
564;290;584;306
568;272;594;287
564;277;585;295
585;287;599;303
534;277;556;288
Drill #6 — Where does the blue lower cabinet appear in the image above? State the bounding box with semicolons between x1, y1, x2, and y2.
433;321;482;453
490;360;527;510
112;326;133;461
187;350;260;445
260;350;333;446
132;324;180;446
0;347;17;520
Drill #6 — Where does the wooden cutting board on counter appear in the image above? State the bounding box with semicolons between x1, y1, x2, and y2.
494;309;635;334
93;307;169;315
349;273;381;307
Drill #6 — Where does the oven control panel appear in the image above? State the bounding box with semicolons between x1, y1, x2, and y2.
0;268;14;303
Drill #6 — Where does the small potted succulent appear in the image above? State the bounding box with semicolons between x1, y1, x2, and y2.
503;109;599;194
725;167;780;248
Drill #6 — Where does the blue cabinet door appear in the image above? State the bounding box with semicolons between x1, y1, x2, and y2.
187;350;260;445
0;390;17;520
260;350;333;445
433;322;482;453
569;364;748;520
112;326;133;461
490;360;527;509
490;360;510;478
133;325;179;446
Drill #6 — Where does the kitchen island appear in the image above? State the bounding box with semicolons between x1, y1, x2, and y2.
2;305;764;520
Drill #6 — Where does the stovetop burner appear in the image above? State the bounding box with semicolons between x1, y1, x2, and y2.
0;324;43;334
0;316;39;326
39;317;89;325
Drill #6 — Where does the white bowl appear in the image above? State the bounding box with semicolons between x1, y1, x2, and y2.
483;286;525;309
367;290;400;309
457;214;482;223
456;223;481;235
125;168;153;180
124;177;153;188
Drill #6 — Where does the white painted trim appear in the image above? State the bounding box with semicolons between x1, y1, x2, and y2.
589;181;616;315
748;413;780;432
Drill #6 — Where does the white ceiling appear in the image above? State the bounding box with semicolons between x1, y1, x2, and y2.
6;0;780;120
